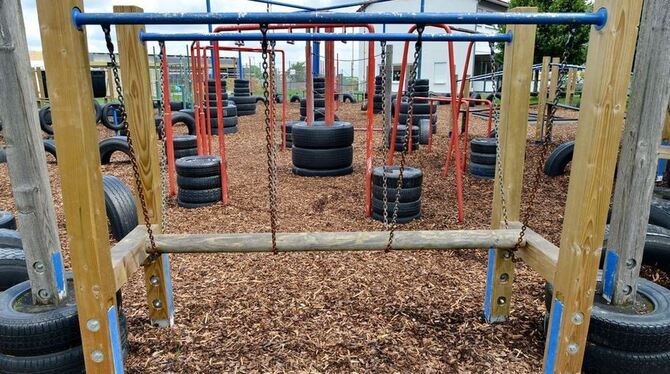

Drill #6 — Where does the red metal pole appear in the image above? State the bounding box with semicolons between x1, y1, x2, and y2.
364;41;375;217
269;52;275;134
191;43;202;155
203;50;212;155
213;42;229;204
336;53;340;112
281;50;287;150
160;45;176;197
388;41;409;165
324;28;335;125
427;101;434;153
196;43;206;155
248;56;253;93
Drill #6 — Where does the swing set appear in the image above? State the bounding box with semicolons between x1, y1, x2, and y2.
34;1;643;372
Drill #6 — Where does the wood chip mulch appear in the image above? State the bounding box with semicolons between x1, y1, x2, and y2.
0;102;667;373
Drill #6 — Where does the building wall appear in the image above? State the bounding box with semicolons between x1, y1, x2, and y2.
357;0;504;94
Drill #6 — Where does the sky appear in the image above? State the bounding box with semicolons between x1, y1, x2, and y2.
20;0;364;74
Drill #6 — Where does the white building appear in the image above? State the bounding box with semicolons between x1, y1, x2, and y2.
356;0;508;94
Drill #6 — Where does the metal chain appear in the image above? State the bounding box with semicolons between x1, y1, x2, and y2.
488;42;510;231
261;25;279;255
378;41;392;230
157;42;169;233
270;41;279;146
515;28;577;250
102;25;158;257
386;26;424;252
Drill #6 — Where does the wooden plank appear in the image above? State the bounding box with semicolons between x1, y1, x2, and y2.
607;0;670;306
35;67;45;102
383;44;393;134
663;101;670;142
544;0;643;372
0;0;64;305
111;225;151;290
154;229;524;254
547;57;560;102
35;1;118;372
658;145;670;160
565;68;577;106
534;56;550;142
30;68;40;105
485;7;537;323
518;227;559;284
114;5;173;328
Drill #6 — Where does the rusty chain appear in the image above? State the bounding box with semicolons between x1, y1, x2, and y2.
157;41;169;233
379;42;392;230
261;25;279;255
386;25;424;252
102;25;158;258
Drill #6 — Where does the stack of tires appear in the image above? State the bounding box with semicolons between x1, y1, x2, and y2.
172;135;198;160
544;277;670;373
229;79;256;116
176;155;223;208
396;101;437;134
313;76;325;98
209;100;239;135
469;138;496;179
207;79;228;101
299;76;335;121
385;125;419;152
291;121;354;177
372;76;384;113
284;121;301;149
371;166;423;223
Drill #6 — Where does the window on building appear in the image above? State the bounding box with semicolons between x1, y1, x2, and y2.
474;55;491;77
434;62;448;84
392;64;402;82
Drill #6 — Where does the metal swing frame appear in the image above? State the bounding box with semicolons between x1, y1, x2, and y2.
34;1;645;373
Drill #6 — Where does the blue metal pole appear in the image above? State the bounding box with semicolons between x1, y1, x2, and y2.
74;9;608;28
140;31;515;43
313;41;320;76
238;51;244;80
417;0;425;79
248;0;316;11
206;0;215;79
308;0;394;12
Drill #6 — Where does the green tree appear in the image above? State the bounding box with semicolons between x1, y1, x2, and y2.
498;0;592;65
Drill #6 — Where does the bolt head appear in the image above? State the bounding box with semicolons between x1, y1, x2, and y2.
91;350;104;363
497;296;506;305
567;343;579;355
33;262;46;273
152;299;163;309
86;319;100;332
150;275;160;286
571;312;584;326
37;289;50;299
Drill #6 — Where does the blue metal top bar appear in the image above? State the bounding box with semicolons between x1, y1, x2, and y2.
306;0;394;12
73;8;608;28
248;0;316;11
139;31;514;42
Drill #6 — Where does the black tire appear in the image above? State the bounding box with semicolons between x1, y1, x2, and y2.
43;139;57;161
290;95;301;103
175;155;221;177
233;89;251;96
397;113;437;125
372;166;423;188
469;162;495;179
177;199;218;208
173;135;197;150
300;99;326;108
372;185;422;203
38;107;54;135
0;344;85;374
177;188;221;204
179;109;195;119
544;141;575;177
235;103;256;112
0;276;79;356
372;211;421;224
222;104;238;118
583;342;670;374
470;152;497;165
0;212;16;230
210;117;239;129
174;148;198;159
292;146;353;170
230;96;256;105
470;138;497;154
0;229;22;249
643;232;670;273
102;175;138;241
399;102;432;115
0;248;28;292
171;112;197;135
588;278;670;353
177;175;221;190
372;198;421;217
649;199;670;230
291;165;354;177
100;103;124;130
414;79;429;86
343;93;355;103
0;148;6;164
419;119;431;145
292;121;354;149
99;137;130;164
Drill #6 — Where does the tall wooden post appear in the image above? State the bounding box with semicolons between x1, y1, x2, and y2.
1;0;65;305
484;7;537;323
543;1;643;372
383;44;394;134
662;101;670;142
534;56;550;142
547;57;560;102
605;0;670;306
114;5;174;328
36;1;122;372
564;68;577;106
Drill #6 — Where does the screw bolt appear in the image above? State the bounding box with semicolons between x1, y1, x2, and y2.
86;319;100;332
33;262;46;273
567;343;579;355
37;289;50;299
152;299;163;309
150;275;160;286
91;350;104;363
625;258;636;269
497;296;506;305
499;273;509;283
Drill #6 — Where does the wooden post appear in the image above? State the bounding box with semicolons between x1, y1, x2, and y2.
565;68;577;106
383;44;393;135
462;75;471;99
547;57;560;102
106;67;115;102
534;56;550;142
543;1;643;372
606;0;670;306
114;5;174;328
36;0;122;372
36;67;46;104
484;7;537;323
662;101;670;142
30;68;40;105
1;0;65;305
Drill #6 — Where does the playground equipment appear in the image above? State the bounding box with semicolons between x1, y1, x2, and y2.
4;0;666;372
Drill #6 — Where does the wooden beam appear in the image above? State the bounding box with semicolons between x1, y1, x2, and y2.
534;56;550;142
565;68;577;106
544;0;643;372
607;0;670;306
114;5;173;328
485;7;537;323
517;227;559;284
35;67;46;103
36;0;120;372
111;225;151;290
0;0;65;305
547;57;560;102
153;229;525;254
663;101;670;142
